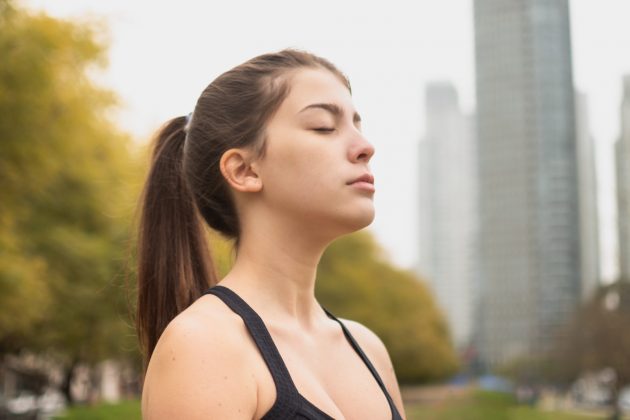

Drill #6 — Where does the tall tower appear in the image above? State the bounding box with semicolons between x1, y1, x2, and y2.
575;92;600;300
473;0;582;366
616;76;630;282
418;82;478;350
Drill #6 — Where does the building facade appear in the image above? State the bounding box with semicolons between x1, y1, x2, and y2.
575;92;600;300
473;0;582;366
418;82;478;350
616;76;630;282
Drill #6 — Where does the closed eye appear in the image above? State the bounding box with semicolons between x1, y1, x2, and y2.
313;127;335;133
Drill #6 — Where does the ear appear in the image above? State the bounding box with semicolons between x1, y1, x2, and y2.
219;148;262;193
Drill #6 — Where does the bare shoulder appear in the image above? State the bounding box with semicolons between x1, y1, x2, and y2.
338;317;407;420
141;295;258;420
338;318;389;360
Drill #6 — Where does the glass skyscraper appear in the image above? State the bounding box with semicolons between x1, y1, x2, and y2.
418;83;478;350
473;0;582;366
617;76;630;282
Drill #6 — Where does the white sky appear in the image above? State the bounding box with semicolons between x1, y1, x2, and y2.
25;0;630;282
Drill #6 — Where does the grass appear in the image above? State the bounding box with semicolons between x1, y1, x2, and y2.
406;390;607;420
52;399;141;420
53;391;610;419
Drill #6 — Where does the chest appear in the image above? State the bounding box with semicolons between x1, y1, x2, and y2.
252;331;391;420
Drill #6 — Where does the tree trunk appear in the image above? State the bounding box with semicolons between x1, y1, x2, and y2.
61;359;78;406
608;382;621;420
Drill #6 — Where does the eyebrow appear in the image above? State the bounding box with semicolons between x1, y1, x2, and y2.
298;103;362;124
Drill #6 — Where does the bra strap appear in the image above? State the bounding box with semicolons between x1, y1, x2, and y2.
205;285;299;418
320;306;401;418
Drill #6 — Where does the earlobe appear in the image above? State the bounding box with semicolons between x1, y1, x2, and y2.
219;149;262;193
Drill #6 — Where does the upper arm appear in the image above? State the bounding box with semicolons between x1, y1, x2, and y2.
141;313;258;420
341;319;407;420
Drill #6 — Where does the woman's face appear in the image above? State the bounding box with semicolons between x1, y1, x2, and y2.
253;67;376;238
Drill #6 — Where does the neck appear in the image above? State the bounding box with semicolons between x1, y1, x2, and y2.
218;214;336;331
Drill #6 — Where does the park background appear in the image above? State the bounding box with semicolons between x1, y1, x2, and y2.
1;0;630;419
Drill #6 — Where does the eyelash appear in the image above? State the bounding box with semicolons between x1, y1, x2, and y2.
313;127;335;133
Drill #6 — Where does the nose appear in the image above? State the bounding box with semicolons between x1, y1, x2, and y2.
348;132;375;163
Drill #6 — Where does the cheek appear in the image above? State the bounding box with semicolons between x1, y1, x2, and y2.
270;134;337;179
273;158;336;203
263;142;339;208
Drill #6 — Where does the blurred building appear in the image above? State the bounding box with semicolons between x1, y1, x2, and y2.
417;82;478;350
473;0;582;367
616;75;630;282
575;92;600;300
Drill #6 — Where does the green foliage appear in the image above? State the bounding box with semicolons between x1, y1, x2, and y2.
207;230;235;279
316;231;458;383
0;0;140;364
0;212;49;346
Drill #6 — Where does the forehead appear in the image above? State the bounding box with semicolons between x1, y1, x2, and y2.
277;68;354;116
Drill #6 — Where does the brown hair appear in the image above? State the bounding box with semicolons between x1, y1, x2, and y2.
136;48;350;369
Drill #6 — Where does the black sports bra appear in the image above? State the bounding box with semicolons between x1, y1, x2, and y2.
205;285;403;420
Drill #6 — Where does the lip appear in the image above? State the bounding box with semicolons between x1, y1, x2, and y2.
347;173;375;192
347;173;374;185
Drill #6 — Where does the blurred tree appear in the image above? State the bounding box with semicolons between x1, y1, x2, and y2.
0;0;456;396
0;0;141;402
550;280;630;419
316;231;458;383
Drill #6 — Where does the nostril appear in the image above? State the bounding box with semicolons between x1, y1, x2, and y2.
361;143;375;161
348;134;375;163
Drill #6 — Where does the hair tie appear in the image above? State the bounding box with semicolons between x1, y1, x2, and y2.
184;112;193;133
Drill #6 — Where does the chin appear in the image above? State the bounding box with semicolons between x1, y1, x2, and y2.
299;201;375;239
337;207;375;234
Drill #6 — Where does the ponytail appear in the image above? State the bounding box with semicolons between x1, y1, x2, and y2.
136;116;218;370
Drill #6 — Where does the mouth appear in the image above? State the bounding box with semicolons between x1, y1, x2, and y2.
347;173;375;185
347;173;375;192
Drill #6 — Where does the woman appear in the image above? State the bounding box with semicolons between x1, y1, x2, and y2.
137;49;406;419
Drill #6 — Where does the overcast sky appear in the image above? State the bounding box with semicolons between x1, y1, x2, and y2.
26;0;630;282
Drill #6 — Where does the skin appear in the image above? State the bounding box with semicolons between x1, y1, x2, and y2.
141;68;407;420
